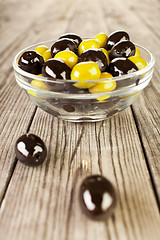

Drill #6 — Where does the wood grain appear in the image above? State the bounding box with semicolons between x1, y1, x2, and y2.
100;0;160;199
0;0;77;200
0;0;159;239
0;109;159;240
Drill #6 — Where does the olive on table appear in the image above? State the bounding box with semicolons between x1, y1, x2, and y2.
15;134;47;167
79;175;117;221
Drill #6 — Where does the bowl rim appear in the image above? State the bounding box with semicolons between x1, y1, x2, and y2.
12;40;155;94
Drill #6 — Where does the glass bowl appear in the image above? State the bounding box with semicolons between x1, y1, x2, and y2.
13;40;155;122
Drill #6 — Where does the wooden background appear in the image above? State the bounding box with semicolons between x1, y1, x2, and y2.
0;0;159;239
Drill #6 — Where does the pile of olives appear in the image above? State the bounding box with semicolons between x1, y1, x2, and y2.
18;31;147;97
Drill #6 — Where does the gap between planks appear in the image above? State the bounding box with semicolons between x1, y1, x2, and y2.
131;105;160;208
0;107;38;207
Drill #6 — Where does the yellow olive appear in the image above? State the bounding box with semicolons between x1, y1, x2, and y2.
135;47;141;57
89;72;116;102
94;32;108;48
31;74;50;90
89;72;116;93
35;45;49;55
78;39;100;56
71;62;101;89
100;48;110;65
28;74;50;98
100;72;114;79
42;49;52;62
54;50;78;68
128;56;147;70
96;95;110;102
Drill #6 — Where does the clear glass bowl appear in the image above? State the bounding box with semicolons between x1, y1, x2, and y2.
13;40;155;122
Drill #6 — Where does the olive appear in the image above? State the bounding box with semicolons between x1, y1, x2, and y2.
71;62;101;89
54;50;78;69
135;47;141;57
59;33;82;46
109;40;136;61
78;39;100;56
28;74;50;99
35;45;49;55
42;59;71;79
42;59;71;89
51;38;77;57
18;50;44;75
109;58;138;76
42;49;52;62
94;32;108;48
15;134;47;167
89;72;116;94
89;72;116;102
100;48;110;65
128;56;147;70
108;58;139;88
106;30;130;50
79;175;117;221
79;49;108;72
31;74;50;90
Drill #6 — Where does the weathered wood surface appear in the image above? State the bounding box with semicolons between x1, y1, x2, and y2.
0;0;160;240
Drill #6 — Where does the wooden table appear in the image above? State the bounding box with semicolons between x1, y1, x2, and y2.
0;0;159;239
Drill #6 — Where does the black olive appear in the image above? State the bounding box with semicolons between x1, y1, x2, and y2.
51;38;77;57
79;49;108;72
106;30;130;51
79;175;117;221
59;33;82;47
18;50;44;75
15;134;47;167
109;40;135;61
108;58;139;88
42;59;71;90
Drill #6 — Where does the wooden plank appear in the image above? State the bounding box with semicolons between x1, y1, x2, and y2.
123;0;160;38
0;109;159;240
0;0;159;239
99;0;160;199
122;0;160;201
0;0;78;201
0;0;55;51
